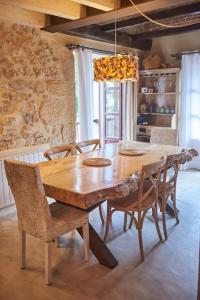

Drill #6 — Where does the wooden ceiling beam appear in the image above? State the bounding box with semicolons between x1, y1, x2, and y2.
71;25;152;50
101;2;200;31
2;0;86;20
132;22;200;40
0;2;49;27
70;0;117;12
42;0;198;32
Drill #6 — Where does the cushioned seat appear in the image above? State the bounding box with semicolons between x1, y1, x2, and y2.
49;202;88;241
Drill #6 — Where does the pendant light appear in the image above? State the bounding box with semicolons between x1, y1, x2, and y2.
93;0;139;82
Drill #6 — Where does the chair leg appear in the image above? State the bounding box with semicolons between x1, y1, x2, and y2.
153;204;163;242
137;212;144;261
104;205;112;242
129;212;135;229
19;230;26;269
161;197;168;240
82;223;89;261
171;193;179;224
45;241;52;285
98;204;105;224
56;237;59;247
123;212;128;232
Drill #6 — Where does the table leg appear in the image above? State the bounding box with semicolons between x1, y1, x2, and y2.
77;223;118;269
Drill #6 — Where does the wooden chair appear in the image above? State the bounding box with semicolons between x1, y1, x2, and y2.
44;144;82;246
104;159;165;261
181;148;199;164
158;152;186;239
4;159;89;285
44;144;76;161
75;139;104;224
150;127;177;146
75;139;101;154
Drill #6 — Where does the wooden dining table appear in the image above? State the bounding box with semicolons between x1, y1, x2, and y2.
39;141;182;269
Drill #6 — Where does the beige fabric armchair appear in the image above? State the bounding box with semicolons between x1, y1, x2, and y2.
4;159;89;285
150;127;178;146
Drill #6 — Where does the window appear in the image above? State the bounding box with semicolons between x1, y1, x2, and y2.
74;50;123;144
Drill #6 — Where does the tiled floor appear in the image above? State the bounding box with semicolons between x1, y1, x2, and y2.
0;170;199;300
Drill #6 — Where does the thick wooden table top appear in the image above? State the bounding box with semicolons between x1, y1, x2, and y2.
39;141;182;209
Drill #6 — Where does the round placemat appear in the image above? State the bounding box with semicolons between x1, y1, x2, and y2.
83;157;112;167
119;149;145;156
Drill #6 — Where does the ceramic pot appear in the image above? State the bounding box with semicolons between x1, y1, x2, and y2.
159;107;164;113
165;107;170;114
170;108;175;114
140;103;148;113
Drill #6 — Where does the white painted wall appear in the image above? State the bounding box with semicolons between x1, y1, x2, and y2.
151;30;200;64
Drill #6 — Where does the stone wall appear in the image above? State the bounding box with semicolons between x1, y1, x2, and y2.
0;22;76;150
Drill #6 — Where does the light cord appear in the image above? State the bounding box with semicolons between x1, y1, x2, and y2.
114;0;117;57
129;0;193;29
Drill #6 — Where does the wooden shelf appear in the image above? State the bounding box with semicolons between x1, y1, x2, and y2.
137;134;151;137
138;92;176;95
139;68;180;76
137;125;171;128
140;113;174;116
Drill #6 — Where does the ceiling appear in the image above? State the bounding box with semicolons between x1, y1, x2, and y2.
43;0;200;51
0;0;151;22
0;0;199;51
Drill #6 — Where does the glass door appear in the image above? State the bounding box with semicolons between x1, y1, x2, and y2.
103;82;122;143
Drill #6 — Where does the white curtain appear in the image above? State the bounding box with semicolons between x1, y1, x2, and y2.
122;82;136;140
75;48;94;141
180;53;200;169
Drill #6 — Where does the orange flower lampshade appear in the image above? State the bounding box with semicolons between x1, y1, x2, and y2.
93;55;139;82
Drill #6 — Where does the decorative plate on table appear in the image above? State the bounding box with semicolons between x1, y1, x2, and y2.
82;157;112;167
119;149;145;156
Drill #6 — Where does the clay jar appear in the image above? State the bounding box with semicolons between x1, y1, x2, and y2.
140;103;149;113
